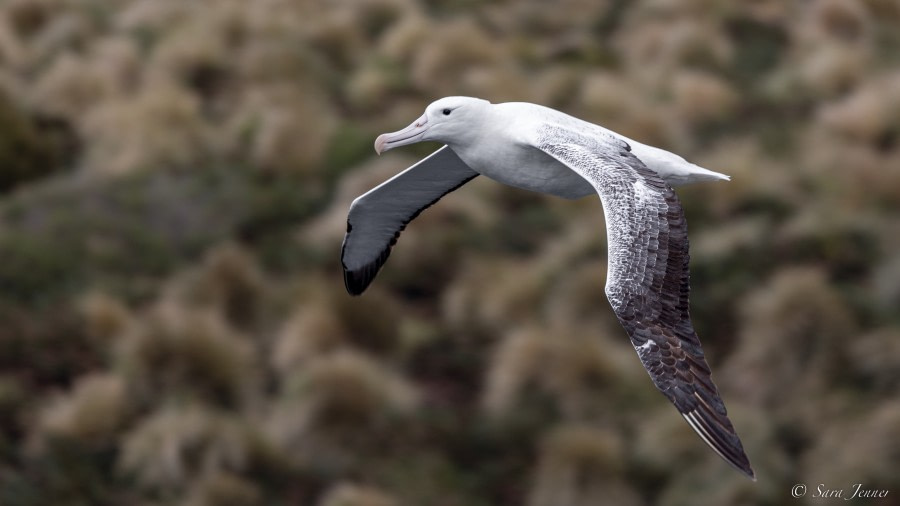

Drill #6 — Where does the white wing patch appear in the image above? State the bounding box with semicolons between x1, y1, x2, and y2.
632;180;657;203
635;339;654;353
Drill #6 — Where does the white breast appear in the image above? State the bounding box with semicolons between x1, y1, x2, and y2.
450;126;595;200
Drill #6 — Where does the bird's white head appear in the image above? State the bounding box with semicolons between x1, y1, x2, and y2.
374;96;490;154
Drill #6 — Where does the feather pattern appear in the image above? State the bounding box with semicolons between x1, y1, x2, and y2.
533;125;755;479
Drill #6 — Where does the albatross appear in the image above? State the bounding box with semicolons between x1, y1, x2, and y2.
340;96;755;479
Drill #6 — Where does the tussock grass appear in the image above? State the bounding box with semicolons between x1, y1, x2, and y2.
3;0;900;503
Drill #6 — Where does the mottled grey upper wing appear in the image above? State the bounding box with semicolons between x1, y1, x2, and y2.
532;126;755;480
341;146;478;295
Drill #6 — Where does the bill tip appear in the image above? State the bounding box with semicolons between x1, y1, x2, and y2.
374;134;387;155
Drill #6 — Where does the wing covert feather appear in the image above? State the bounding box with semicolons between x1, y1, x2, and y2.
532;126;754;479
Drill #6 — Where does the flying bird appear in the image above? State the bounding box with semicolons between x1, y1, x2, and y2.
340;96;755;479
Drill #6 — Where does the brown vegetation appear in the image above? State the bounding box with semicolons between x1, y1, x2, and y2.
1;0;899;505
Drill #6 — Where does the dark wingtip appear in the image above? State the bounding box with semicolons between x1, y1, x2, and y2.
343;264;373;296
343;270;365;296
681;409;756;480
733;457;757;481
341;245;392;296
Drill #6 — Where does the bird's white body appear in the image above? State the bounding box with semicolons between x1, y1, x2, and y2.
444;101;728;199
358;96;754;478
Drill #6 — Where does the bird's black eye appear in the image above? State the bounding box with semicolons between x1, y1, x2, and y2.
442;108;452;116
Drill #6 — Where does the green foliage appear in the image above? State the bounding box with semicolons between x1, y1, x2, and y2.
0;92;70;193
0;166;323;306
323;124;376;184
726;18;789;86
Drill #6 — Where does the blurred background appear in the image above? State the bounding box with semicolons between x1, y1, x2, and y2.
1;0;899;504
